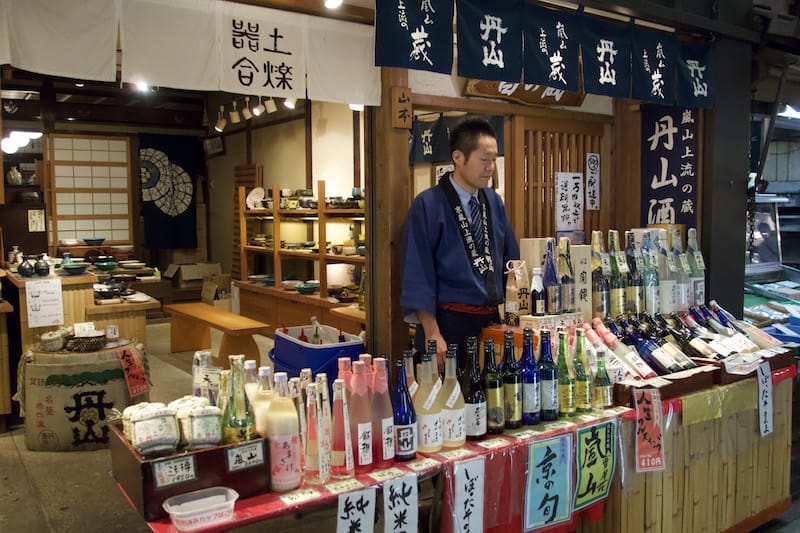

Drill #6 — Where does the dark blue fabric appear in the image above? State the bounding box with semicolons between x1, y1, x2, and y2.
375;0;454;74
677;43;713;109
523;2;581;92
456;0;523;82
413;307;499;369
580;16;632;98
138;134;200;249
631;26;677;105
401;177;520;320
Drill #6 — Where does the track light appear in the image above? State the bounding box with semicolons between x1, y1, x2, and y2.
266;98;278;113
283;97;297;110
252;97;266;116
214;105;226;133
229;101;241;124
241;97;253;120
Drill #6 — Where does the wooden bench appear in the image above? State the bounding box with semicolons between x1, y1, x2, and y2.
163;302;270;368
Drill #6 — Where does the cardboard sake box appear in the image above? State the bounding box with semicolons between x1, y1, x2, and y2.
110;424;270;521
164;262;222;289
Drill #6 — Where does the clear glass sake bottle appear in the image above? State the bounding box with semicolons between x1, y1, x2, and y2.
672;228;691;312
593;349;613;409
481;339;505;434
221;354;256;444
686;228;706;306
641;232;661;316
591;230;611;318
370;357;394;467
304;382;330;485
315;373;333;475
558;237;576;313
573;329;592;413
349;361;373;473
538;330;559;421
288;377;307;470
521;327;541;426
243;359;259;405
464;337;487;440
607;229;627;320
414;350;443;453
330;378;354;478
624;230;644;316
530;267;546;317
403;350;419;401
393;358;417;461
253;366;274;438
556;331;575;418
438;345;466;448
656;229;677;314
266;372;301;491
501;331;522;430
543;238;562;315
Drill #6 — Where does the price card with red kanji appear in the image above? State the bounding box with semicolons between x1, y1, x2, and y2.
634;388;665;472
116;345;150;397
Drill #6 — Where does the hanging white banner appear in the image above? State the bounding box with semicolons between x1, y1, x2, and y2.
5;0;118;82
120;0;219;91
219;2;307;98
555;172;585;232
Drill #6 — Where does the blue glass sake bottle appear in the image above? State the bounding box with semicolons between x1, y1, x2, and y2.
520;327;541;426
392;358;417;461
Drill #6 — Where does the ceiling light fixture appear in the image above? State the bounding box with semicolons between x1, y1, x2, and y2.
266;97;278;114
1;138;18;154
325;0;343;8
214;105;227;133
349;103;364;112
229;101;241;124
27;131;43;140
283;97;297;110
75;81;85;88
135;81;150;92
779;104;800;119
9;131;31;148
252;97;266;116
241;97;253;120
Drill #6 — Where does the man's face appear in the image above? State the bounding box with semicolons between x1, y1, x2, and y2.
453;135;498;194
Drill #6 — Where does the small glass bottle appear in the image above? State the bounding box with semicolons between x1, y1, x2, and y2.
557;331;575;418
593;350;613;409
289;377;307;469
482;339;505;434
253;366;274;438
530;267;546;317
221;355;256;444
371;357;394;467
338;357;353;400
304;382;329;484
538;331;559;421
543;238;562;315
315;373;333;477
393;358;417;461
501;331;522;430
266;372;301;491
330;378;354;478
403;350;418;401
573;330;592;413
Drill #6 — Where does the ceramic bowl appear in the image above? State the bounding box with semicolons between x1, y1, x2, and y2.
83;237;105;246
120;261;146;269
282;280;302;291
59;238;79;246
295;283;319;295
62;263;88;275
94;261;118;272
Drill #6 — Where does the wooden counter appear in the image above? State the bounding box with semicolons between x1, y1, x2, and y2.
86;295;161;345
0;270;14;423
236;281;361;336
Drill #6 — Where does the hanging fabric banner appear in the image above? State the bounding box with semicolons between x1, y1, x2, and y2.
121;0;219;91
640;104;699;227
630;26;678;105
219;3;307;98
580;16;632;99
410;118;439;164
374;0;454;75
456;0;523;83
677;43;713;108
555;172;584;232
409;114;504;164
523;3;581;92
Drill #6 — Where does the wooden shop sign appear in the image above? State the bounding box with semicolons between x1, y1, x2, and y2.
464;79;586;107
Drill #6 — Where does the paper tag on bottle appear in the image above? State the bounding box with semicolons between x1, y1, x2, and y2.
615;252;629;274
423;379;442;411
666;254;678;273
73;322;95;337
408;381;419;399
381;417;394;461
634;250;645;271
357;422;373;467
694;251;706;270
445;382;462;408
600;253;612;276
226;440;265;472
678;254;691;274
649;250;659;269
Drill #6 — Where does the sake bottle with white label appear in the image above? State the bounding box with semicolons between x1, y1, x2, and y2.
348;361;373;473
370;357;394;468
671;228;691;312
607;229;627;320
686;228;706;306
590;231;611;318
413;347;443;453
464;337;487;440
655;229;677;314
437;344;466;448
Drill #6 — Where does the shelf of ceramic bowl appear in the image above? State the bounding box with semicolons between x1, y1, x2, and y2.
278;249;319;259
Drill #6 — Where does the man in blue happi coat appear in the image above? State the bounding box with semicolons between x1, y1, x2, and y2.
401;117;520;371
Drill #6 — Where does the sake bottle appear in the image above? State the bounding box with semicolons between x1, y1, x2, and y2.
573;329;592;413
243;359;259;405
393;358;417;461
359;353;374;395
686;228;706;306
556;331;575;418
607;229;627;320
338;357;353;400
266;372;301;491
464;338;487;440
641;232;661;316
672;228;691;312
520;327;541;426
371;357;394;467
299;367;313;406
414;351;443;453
530;267;546;317
288;377;307;470
624;230;644;316
590;231;611;318
558;237;576;313
482;339;505;434
253;366;274;438
403;350;419;401
593;349;613;409
221;354;256;443
304;382;329;485
438;345;466;448
538;330;559;421
330;378;354;478
349;361;373;473
656;229;677;314
543;238;562;315
218;369;230;416
315;373;333;475
501;332;522;430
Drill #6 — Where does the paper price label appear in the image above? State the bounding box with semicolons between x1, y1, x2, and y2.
368;467;405;483
405;457;440;472
280;487;320;505
476;437;508;450
438;448;475;461
152;456;196;488
325;478;364;495
226;440;265;473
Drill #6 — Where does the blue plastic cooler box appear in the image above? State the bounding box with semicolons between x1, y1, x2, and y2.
269;325;364;379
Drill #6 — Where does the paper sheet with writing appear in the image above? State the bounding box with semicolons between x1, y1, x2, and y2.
756;361;773;436
524;433;573;530
25;278;64;328
574;420;617;510
383;473;418;533
336;487;375;533
453;456;485;533
634;388;666;472
555;172;584;232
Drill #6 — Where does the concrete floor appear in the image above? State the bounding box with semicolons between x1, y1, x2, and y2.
1;320;799;532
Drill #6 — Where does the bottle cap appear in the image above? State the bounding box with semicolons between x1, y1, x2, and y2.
602;332;619;346
352;361;365;374
359;353;372;366
315;372;327;382
373;357;387;372
338;357;352;370
274;372;288;383
533;267;542;275
258;366;271;377
244;360;256;370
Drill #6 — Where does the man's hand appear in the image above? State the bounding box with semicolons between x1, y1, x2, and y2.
416;310;447;373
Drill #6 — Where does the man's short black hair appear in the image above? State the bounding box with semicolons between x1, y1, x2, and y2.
449;116;497;161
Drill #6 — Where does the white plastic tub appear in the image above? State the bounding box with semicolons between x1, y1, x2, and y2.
162;487;238;531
